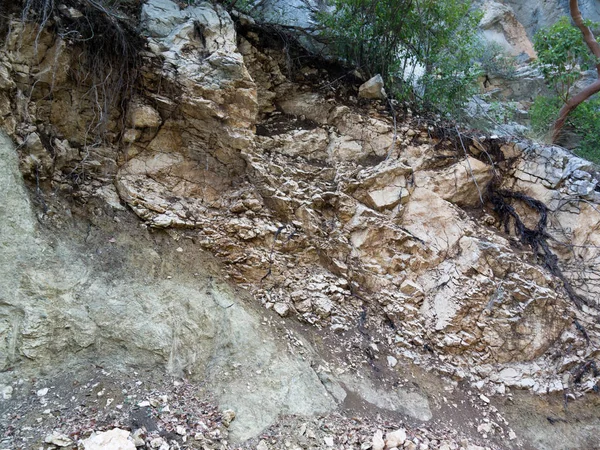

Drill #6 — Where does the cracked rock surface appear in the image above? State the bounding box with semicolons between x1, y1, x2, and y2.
1;1;600;449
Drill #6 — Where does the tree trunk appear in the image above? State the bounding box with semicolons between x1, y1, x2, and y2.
552;0;600;142
553;79;600;142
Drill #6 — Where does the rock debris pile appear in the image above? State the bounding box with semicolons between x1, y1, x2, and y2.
1;0;600;449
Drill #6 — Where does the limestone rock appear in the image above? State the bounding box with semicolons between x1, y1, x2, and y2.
372;430;385;450
479;1;535;58
359;75;387;100
81;429;135;450
414;157;493;207
385;429;407;448
0;130;335;441
44;432;72;447
128;103;162;129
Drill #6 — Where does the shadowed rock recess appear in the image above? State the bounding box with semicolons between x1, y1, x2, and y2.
1;1;600;449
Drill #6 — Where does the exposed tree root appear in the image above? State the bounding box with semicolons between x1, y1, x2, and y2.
490;188;593;310
18;0;146;135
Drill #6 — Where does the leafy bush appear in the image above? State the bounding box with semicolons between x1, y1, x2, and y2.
529;95;562;135
532;16;600;163
570;97;600;163
316;0;482;115
478;42;518;79
533;16;598;101
530;95;600;163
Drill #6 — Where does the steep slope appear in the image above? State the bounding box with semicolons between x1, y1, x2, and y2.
1;1;600;449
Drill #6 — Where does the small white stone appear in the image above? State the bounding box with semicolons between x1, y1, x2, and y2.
385;428;406;448
256;440;269;450
387;355;398;368
1;385;13;400
273;302;290;317
324;436;334;447
479;394;490;404
137;400;151;407
82;429;135;450
176;425;186;436
150;437;165;449
372;430;385;450
44;432;72;447
36;388;48;397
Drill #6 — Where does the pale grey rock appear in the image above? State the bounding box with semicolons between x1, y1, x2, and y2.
141;0;188;38
0;130;335;441
44;432;73;447
479;1;535;57
385;429;407;448
273;302;290;317
358;75;387;100
0;385;12;400
340;374;432;422
372;430;385;450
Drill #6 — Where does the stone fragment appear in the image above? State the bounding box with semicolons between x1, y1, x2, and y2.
44;432;72;447
1;385;13;400
385;428;406;448
36;387;48;397
128;103;162;129
359;75;387;100
256;440;269;450
387;355;398;368
274;302;290;317
372;430;385;450
82;430;135;450
222;409;236;427
132;429;145;447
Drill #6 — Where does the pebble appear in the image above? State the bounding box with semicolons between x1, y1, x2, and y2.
44;432;72;447
372;430;385;450
1;385;12;400
387;356;398;368
385;428;406;447
81;429;135;450
256;440;268;450
36;388;48;397
222;409;236;427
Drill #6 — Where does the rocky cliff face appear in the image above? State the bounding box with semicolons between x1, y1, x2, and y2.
1;1;600;449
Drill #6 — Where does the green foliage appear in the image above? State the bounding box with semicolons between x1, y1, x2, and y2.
530;95;600;163
533;16;598;101
316;0;483;115
533;17;600;163
488;100;519;124
478;42;518;79
529;95;562;135
221;0;256;14
570;97;600;163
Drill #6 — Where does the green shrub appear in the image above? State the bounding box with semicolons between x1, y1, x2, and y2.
316;0;483;115
532;17;600;163
530;95;600;163
570;97;600;163
529;95;562;135
533;16;598;101
478;42;518;79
